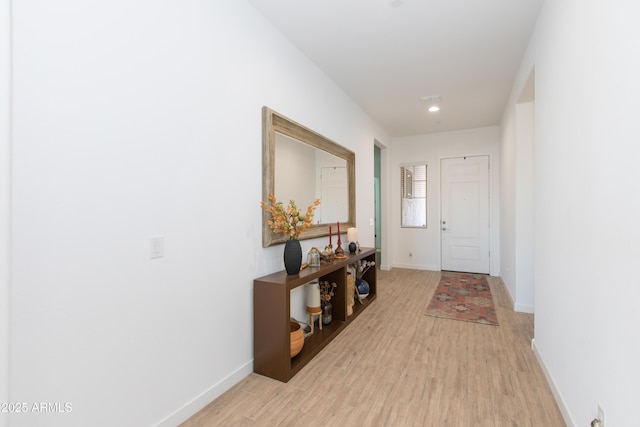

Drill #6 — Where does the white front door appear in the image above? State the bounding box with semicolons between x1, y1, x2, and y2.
441;156;490;274
320;167;348;224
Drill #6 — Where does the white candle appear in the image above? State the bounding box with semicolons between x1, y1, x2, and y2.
347;227;358;243
306;280;321;309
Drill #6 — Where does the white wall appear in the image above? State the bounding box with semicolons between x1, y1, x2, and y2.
274;134;317;211
0;0;11;425
506;0;640;424
500;97;535;313
500;107;517;299
390;127;500;275
5;1;389;426
514;102;534;313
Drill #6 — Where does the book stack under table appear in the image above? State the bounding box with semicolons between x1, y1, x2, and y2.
253;247;377;382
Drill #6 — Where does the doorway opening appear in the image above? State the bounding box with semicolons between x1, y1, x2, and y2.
374;145;382;266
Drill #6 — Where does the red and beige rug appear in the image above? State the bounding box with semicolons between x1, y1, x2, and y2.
424;271;499;326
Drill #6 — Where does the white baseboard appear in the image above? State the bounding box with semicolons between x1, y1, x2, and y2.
499;278;534;314
155;360;253;427
392;262;440;271
515;303;534;313
502;280;516;308
531;339;575;427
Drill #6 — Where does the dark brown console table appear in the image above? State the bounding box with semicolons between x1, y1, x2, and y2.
253;247;377;382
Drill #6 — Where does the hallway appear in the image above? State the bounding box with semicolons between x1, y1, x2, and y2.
184;268;564;426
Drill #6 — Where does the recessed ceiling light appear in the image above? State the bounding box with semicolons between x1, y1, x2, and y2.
390;0;403;7
420;95;441;113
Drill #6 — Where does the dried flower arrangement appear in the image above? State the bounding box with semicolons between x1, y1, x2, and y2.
260;194;320;240
319;280;337;303
352;259;376;279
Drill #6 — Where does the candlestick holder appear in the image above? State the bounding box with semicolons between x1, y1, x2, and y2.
334;238;345;259
321;244;334;262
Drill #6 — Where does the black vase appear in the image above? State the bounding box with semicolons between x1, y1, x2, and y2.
283;239;302;275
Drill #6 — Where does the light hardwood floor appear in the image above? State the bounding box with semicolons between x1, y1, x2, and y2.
182;268;565;426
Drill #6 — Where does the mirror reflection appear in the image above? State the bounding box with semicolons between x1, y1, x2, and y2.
262;107;355;247
275;132;348;224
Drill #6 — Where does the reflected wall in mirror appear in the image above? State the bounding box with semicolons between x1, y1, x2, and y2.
262;107;356;247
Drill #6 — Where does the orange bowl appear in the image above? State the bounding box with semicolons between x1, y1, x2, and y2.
290;321;304;358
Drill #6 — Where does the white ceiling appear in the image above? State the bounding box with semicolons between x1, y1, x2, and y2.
247;0;542;137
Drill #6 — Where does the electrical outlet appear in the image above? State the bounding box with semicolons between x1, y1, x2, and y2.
598;404;605;427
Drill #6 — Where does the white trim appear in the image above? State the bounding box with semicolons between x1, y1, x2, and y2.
531;339;576;427
499;273;535;313
392;262;440;271
514;303;534;314
502;277;516;307
154;361;253;427
398;160;429;168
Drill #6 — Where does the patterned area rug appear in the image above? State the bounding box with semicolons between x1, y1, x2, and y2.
424;271;499;326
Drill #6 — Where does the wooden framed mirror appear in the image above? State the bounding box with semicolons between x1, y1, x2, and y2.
262;107;356;247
